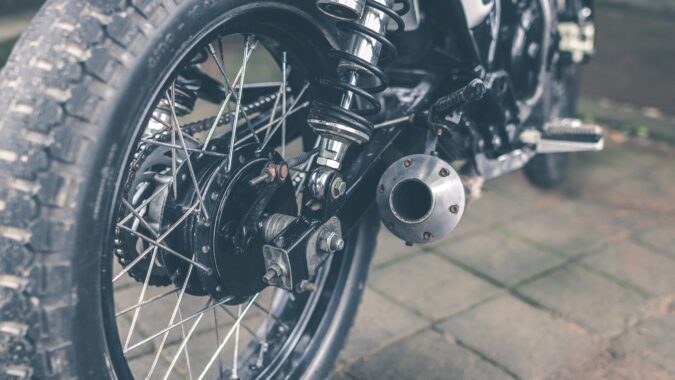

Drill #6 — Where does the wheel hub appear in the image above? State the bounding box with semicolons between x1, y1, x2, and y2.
158;143;297;303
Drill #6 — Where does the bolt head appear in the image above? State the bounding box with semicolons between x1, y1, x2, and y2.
403;159;412;168
439;168;450;177
449;205;460;214
330;177;347;199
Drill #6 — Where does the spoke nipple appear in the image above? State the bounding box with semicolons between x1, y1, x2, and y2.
263;267;279;284
296;280;317;293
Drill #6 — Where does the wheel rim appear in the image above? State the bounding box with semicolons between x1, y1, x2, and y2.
98;11;350;379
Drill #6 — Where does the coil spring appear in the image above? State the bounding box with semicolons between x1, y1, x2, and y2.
161;49;209;117
309;0;410;141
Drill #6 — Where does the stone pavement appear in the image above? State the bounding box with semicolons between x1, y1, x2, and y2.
331;136;675;380
2;2;675;379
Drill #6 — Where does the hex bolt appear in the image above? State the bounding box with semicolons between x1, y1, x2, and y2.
449;205;460;214
330;177;347;199
248;172;271;187
201;245;210;253
403;159;412;168
439;168;450;177
319;231;344;253
378;184;385;193
423;232;433;241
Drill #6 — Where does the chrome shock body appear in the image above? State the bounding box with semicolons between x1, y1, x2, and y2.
309;0;410;173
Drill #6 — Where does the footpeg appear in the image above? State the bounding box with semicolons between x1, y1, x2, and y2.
520;118;604;153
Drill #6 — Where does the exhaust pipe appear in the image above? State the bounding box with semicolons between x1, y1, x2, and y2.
376;154;465;244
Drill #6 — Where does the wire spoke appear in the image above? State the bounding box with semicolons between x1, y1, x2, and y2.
117;224;210;273
217;305;262;343
145;252;198;379
281;51;288;159
227;36;255;172
198;294;260;380
203;40;259;153
236;101;310;149
141;138;226;157
176;297;194;380
113;202;199;283
257;82;311;152
116;288;179;317
252;301;289;330
124;296;233;353
167;87;210;221
124;246;159;350
213;305;225;377
232;304;242;379
162;309;205;380
117;183;170;228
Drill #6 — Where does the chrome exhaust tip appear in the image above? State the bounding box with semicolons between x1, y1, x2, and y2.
376;154;465;244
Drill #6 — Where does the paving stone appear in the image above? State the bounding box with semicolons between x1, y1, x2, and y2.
438;295;595;380
434;230;563;286
636;224;675;258
583;241;675;296
370;254;499;320
517;265;647;335
330;370;357;380
372;227;420;268
344;329;512;380
504;199;628;257
573;139;662;179
339;289;427;365
487;171;563;211
547;342;675;380
615;314;675;374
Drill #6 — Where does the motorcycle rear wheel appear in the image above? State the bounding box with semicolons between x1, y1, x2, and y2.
0;1;377;379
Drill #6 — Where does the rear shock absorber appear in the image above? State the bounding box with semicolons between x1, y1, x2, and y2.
309;0;410;171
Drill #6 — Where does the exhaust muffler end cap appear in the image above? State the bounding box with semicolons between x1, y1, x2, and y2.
376;154;465;244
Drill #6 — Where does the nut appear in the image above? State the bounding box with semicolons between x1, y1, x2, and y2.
318;231;344;253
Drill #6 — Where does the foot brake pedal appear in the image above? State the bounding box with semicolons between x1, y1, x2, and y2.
520;118;604;153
